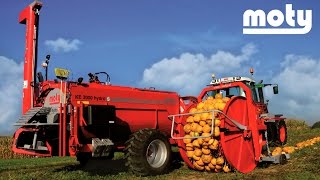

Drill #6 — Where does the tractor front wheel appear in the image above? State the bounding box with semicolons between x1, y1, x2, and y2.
124;128;172;176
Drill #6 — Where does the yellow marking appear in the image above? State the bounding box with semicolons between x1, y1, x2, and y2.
77;101;89;105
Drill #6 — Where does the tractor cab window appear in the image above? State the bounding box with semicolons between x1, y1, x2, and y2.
245;82;259;102
202;86;246;101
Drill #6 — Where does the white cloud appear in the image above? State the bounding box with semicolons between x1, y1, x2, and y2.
141;44;257;95
0;56;23;135
45;38;82;53
141;47;320;125
268;54;320;124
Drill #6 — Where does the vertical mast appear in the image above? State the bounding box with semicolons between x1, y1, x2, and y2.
19;1;42;114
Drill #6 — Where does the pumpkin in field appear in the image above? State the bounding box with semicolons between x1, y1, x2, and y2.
223;164;231;173
272;147;282;156
282;146;295;154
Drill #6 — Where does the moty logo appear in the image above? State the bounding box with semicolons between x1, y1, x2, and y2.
243;4;312;34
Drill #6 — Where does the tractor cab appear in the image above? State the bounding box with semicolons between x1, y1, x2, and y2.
198;74;287;147
205;75;278;115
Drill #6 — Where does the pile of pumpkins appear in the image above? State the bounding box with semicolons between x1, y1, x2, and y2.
296;136;320;149
272;136;320;156
183;93;232;172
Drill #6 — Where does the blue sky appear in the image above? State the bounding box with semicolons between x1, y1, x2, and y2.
0;0;320;134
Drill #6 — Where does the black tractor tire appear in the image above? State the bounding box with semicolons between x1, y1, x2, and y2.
76;152;91;167
266;122;278;147
124;128;172;176
279;154;287;165
277;120;287;146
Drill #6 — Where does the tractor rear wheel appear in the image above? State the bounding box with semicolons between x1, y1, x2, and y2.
124;128;171;176
277;120;287;146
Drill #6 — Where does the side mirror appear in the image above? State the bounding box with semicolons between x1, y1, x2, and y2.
273;85;279;94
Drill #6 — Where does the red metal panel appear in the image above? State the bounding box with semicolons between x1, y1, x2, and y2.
19;1;42;114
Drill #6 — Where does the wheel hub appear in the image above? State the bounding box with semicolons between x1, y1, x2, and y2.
146;139;167;168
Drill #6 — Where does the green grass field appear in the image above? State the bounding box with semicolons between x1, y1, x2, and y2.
0;120;320;180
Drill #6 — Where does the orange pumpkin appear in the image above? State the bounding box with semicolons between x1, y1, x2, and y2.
205;165;211;171
194;148;202;157
197;102;205;110
202;124;211;133
201;154;213;164
202;148;211;155
214;119;221;126
191;123;198;132
186;116;194;123
211;158;217;165
196;125;203;133
215;93;223;99
186;151;194;158
199;120;207;127
192;139;200;148
189;107;197;113
208;163;215;169
196;158;205;166
193;114;201;123
184;124;192;133
222;97;230;103
202;132;211;142
193;161;204;171
216;157;224;165
183;135;192;144
214;127;220;137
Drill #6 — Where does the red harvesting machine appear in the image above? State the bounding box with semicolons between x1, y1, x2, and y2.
12;1;288;176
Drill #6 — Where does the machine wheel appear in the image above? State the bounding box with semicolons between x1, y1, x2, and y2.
279;154;287;165
76;152;91;166
277;120;287;146
124;128;172;176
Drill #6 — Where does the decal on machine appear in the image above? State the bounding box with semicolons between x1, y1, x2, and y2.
49;93;60;105
74;95;106;101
